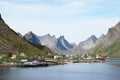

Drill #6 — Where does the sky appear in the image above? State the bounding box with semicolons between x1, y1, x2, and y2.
0;0;120;44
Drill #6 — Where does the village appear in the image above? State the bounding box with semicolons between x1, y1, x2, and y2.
0;50;106;67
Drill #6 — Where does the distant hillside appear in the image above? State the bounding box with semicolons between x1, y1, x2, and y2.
0;14;52;59
89;21;120;56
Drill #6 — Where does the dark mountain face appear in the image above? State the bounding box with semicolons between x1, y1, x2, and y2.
24;31;40;45
91;35;98;43
57;36;74;50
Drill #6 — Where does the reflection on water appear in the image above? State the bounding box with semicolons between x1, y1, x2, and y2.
0;60;120;80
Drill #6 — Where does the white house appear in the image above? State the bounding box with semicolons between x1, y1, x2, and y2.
87;56;93;60
20;59;28;63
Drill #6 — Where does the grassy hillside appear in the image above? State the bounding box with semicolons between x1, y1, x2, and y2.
0;15;53;61
95;40;120;56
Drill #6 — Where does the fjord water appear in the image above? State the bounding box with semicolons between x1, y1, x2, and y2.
0;60;120;80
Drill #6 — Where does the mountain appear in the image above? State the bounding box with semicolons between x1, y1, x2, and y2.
24;31;40;45
64;35;99;55
90;21;120;56
24;33;75;54
57;36;74;50
40;34;57;49
23;18;120;56
0;14;51;60
96;34;105;44
23;32;99;55
78;35;98;50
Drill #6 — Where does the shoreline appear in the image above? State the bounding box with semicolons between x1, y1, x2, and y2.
1;58;119;68
0;62;66;68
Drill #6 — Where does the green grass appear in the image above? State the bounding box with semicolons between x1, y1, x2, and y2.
94;40;120;56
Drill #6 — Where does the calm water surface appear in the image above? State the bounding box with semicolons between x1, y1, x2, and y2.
0;60;120;80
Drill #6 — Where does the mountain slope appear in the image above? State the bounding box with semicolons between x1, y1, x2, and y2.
24;31;40;45
57;36;74;50
90;21;120;56
78;35;98;50
24;32;75;54
0;14;51;58
40;34;57;49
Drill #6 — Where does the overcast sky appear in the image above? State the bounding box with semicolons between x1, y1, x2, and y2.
0;0;120;44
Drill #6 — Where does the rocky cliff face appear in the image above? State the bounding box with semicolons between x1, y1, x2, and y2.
78;35;98;50
40;34;57;48
24;33;75;54
24;31;40;45
96;21;120;48
96;34;105;44
57;36;74;50
102;22;120;47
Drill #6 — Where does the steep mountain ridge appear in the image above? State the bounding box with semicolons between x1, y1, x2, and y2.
24;32;75;54
23;32;102;55
57;36;74;50
24;31;40;45
89;21;120;56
